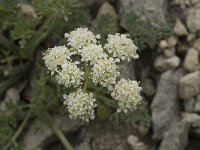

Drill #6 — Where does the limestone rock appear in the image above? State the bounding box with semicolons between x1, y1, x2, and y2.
194;95;200;112
23;115;84;150
182;112;200;127
159;40;168;49
75;140;91;150
187;8;200;33
182;112;200;139
97;2;118;21
183;98;195;112
179;71;200;100
20;4;37;18
187;33;196;42
154;55;180;72
151;69;184;139
127;135;148;150
158;120;189;150
92;2;119;35
119;60;136;80
190;0;200;5
0;88;20;111
183;48;199;72
115;144;128;150
119;0;167;30
193;38;200;52
158;40;168;53
163;48;175;58
167;36;178;48
177;44;189;54
141;78;156;97
173;19;188;36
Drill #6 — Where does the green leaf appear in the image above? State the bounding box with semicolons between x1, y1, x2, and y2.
124;12;172;49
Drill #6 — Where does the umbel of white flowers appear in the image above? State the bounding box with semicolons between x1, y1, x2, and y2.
43;27;142;122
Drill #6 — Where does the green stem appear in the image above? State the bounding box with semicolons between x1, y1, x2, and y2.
83;78;88;91
2;111;31;150
98;95;117;107
0;63;30;95
0;35;19;55
51;120;74;150
46;113;74;150
23;16;58;59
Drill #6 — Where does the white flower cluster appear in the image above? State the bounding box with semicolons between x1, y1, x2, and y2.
43;27;142;121
80;43;107;64
43;46;71;75
104;33;138;62
111;79;142;113
55;62;84;88
65;27;100;53
63;89;97;122
91;58;119;88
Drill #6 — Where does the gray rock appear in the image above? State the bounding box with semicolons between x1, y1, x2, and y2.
118;0;167;29
193;38;200;52
158;40;168;53
170;0;189;9
187;33;196;42
182;112;200;127
182;112;200;138
167;36;178;48
127;135;148;150
151;69;184;139
97;2;118;21
190;0;200;5
159;40;168;49
115;144;128;150
0;88;20;111
163;48;175;58
20;4;37;18
173;18;188;36
154;55;180;72
119;60;136;80
194;95;200;112
183;48;199;72
141;78;156;97
23;115;84;150
177;44;189;54
158;120;189;150
183;98;195;112
187;8;200;33
179;71;200;100
75;139;91;150
93;2;119;33
133;124;149;137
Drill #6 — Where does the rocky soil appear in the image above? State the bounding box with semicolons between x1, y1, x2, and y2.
10;0;200;150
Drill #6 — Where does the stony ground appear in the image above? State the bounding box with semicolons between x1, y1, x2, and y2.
1;0;200;150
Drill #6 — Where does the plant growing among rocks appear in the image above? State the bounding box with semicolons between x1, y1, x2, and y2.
43;27;143;122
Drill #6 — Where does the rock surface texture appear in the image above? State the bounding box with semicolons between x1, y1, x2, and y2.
118;0;167;29
151;69;184;139
158;120;189;150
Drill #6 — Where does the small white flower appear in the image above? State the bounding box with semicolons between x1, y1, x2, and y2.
91;58;119;88
111;78;142;113
104;33;139;62
63;89;97;121
65;27;100;54
80;43;107;64
43;46;71;75
55;61;84;88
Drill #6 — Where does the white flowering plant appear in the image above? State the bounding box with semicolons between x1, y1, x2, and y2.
43;27;142;122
